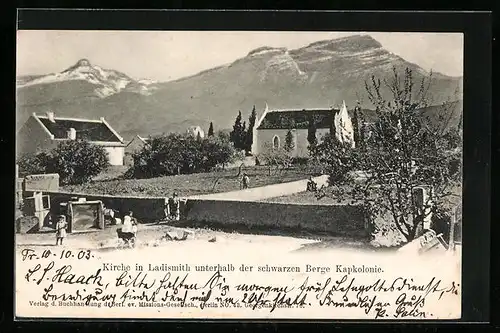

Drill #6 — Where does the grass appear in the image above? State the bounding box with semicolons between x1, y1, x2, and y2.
261;191;351;205
61;165;313;198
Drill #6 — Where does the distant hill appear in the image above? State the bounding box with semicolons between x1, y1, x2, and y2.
16;34;462;140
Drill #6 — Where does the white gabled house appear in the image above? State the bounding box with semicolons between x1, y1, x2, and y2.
17;112;126;166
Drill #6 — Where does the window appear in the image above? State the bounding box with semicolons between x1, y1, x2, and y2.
42;195;50;210
272;135;280;149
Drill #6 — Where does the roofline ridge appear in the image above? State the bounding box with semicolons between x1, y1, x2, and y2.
33;113;124;143
100;117;124;143
52;138;125;145
32;113;55;139
270;107;338;112
36;114;103;123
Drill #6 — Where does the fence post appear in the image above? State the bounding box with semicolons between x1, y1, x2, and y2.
448;207;456;252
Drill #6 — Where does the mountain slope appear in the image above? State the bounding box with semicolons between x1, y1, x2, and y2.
16;35;463;140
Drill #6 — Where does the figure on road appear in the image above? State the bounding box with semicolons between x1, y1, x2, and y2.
241;173;250;190
55;215;67;246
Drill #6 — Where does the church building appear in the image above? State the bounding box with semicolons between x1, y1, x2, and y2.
251;101;355;158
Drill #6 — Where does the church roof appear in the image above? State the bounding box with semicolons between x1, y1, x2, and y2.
257;108;340;130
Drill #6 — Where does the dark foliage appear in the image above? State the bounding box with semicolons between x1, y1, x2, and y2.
128;133;236;178
17;140;110;184
208;122;214;137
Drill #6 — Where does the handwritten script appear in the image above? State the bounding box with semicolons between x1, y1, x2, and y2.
18;248;460;319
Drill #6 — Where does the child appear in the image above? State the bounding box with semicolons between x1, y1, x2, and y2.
55;215;67;246
241;173;250;189
122;211;134;233
167;192;187;221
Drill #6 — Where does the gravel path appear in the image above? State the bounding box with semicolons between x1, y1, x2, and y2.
187;175;329;201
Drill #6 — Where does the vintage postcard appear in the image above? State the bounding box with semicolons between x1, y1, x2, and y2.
15;29;463;320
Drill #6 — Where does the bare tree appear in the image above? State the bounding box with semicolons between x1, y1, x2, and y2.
311;66;462;243
257;143;293;176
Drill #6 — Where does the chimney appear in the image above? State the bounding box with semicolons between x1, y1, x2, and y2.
46;112;55;123
67;128;76;140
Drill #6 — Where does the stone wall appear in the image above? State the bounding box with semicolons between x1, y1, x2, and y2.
183;199;368;238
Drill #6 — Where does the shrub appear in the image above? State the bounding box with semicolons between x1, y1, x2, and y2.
17;140;110;185
17;151;52;177
129;133;236;178
49;140;110;184
431;204;452;244
291;157;309;165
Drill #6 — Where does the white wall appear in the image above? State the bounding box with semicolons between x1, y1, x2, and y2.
255;128;329;158
16;116;57;156
104;146;125;166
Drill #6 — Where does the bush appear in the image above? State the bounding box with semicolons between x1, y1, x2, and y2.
16;140;110;185
49;140;110;184
128;133;236;178
431;204;452;244
17;151;52;177
291;157;309;165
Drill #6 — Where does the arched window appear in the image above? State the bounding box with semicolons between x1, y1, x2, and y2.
272;135;280;149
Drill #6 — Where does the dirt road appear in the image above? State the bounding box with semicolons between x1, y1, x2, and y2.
188;175;329;201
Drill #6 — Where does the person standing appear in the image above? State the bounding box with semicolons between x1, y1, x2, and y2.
55;215;67;246
167;192;187;221
241;173;250;189
122;211;134;233
169;192;181;221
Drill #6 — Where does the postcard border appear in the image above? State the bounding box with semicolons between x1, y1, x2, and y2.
8;8;492;327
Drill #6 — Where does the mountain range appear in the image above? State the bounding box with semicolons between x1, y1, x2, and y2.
16;34;463;140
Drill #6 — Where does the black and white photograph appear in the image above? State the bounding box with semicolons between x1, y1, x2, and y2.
15;25;466;320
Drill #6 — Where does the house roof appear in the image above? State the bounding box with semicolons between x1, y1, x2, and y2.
126;135;149;147
257;108;340;130
33;113;124;143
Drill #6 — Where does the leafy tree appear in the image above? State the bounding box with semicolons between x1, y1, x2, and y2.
307;117;318;148
242;121;247;146
311;67;462;243
129;133;236;178
257;143;293;176
208;122;214;137
17;140;110;184
284;129;295;152
352;104;361;147
245;105;258;152
230;111;246;150
329;114;336;140
17;151;53;177
51;140;110;184
358;111;367;151
217;129;231;142
201;135;236;171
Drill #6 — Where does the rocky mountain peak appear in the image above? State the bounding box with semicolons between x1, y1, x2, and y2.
247;46;288;57
62;58;93;73
302;34;383;52
76;58;91;67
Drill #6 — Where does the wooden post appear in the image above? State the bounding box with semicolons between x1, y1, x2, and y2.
98;201;104;229
448;207;456;252
67;203;73;234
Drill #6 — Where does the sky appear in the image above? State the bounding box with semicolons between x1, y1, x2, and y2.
16;31;463;82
